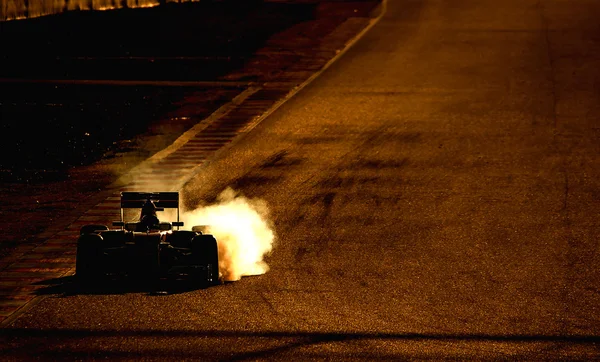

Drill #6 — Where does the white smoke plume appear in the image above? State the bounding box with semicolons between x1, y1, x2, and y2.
181;188;275;282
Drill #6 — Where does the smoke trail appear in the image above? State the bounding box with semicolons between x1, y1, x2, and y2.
181;188;275;282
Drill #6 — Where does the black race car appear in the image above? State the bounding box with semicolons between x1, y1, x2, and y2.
76;192;219;285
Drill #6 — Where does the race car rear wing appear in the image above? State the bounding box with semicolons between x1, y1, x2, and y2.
120;192;179;209
114;192;183;228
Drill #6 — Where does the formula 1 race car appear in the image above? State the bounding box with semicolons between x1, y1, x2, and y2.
76;192;219;285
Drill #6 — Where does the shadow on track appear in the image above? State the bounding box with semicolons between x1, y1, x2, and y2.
31;274;221;296
3;326;599;342
1;327;599;360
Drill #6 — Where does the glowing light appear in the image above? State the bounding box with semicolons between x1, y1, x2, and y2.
182;188;275;282
137;2;159;8
3;0;162;20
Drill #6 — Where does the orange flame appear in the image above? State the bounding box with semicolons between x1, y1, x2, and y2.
182;188;275;282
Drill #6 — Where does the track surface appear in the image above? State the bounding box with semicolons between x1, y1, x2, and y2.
2;0;600;359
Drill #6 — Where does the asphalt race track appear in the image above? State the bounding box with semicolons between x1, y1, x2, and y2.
1;0;600;359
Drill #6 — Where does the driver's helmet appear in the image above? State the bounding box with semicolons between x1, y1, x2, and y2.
139;199;159;228
140;199;157;218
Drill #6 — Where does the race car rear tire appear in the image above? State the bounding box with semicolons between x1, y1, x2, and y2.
76;234;103;281
80;224;109;235
191;225;210;234
191;234;219;285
